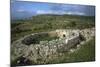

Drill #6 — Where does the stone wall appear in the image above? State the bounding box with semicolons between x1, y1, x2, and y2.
11;28;95;65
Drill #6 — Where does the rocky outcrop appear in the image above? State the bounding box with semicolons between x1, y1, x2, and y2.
11;28;95;65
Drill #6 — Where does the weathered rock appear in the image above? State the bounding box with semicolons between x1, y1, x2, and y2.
11;28;95;65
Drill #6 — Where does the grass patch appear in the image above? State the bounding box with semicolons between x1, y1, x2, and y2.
11;15;95;42
47;38;95;64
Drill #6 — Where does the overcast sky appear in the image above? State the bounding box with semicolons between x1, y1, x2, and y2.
11;0;95;19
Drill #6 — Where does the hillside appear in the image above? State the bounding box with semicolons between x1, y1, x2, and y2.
11;15;95;42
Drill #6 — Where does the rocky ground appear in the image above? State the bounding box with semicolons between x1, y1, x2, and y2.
11;28;95;66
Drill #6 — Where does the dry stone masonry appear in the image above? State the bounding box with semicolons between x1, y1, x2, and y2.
11;28;95;65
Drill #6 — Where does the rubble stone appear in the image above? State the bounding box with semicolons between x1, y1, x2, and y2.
11;28;95;65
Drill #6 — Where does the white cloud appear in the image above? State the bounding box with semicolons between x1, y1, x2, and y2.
36;10;67;15
36;10;85;15
36;10;52;14
67;12;85;15
16;9;25;12
15;9;85;16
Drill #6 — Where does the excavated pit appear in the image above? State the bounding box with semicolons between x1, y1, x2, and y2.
21;32;59;45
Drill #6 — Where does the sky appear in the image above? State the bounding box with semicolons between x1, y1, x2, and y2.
11;0;95;20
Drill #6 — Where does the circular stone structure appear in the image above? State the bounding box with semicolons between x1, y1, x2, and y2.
11;28;95;65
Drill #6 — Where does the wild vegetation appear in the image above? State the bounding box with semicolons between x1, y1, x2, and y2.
11;14;95;42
